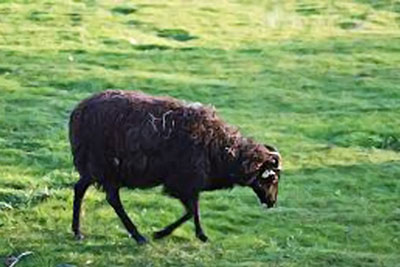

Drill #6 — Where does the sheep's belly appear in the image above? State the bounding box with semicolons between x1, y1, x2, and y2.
120;176;163;189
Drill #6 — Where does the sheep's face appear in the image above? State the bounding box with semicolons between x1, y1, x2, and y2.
252;164;281;208
247;146;282;208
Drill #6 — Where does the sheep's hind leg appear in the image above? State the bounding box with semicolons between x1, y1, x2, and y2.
105;187;147;245
72;175;92;240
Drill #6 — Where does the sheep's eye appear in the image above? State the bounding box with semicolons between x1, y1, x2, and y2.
272;159;279;168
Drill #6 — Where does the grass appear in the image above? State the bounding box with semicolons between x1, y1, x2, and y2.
0;0;400;266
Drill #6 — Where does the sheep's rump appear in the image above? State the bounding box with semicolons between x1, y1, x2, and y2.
69;90;239;191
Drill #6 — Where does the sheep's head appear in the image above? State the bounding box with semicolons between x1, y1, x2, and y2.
237;144;282;208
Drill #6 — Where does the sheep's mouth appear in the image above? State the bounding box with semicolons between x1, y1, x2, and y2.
250;181;269;205
249;177;278;208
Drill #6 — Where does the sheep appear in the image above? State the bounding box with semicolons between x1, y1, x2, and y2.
69;90;282;244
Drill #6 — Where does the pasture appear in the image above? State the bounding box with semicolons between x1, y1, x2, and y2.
0;0;400;266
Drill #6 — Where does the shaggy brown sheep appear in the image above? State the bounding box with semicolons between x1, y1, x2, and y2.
69;90;282;244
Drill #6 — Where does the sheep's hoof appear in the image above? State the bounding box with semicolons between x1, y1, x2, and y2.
196;233;208;242
153;229;171;240
134;235;148;245
74;232;85;241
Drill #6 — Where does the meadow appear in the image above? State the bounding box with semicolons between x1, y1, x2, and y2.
0;0;400;266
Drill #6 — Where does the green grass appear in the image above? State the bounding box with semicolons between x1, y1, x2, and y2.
1;0;400;266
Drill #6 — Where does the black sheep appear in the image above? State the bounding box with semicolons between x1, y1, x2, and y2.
69;90;282;244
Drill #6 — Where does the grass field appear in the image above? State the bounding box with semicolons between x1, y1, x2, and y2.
1;0;400;266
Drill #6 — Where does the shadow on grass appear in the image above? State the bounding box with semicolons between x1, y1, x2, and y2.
157;29;198;42
111;5;138;15
0;66;12;74
295;2;326;16
28;11;53;22
0;187;51;209
66;12;82;26
133;44;171;51
353;0;400;13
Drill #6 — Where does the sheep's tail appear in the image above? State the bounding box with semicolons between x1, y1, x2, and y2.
69;105;106;190
69;107;88;176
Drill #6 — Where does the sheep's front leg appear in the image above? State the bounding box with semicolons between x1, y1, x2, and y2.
153;212;192;239
192;199;207;242
105;187;147;245
154;197;208;242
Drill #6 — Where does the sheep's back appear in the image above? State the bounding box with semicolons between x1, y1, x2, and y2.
69;91;209;184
